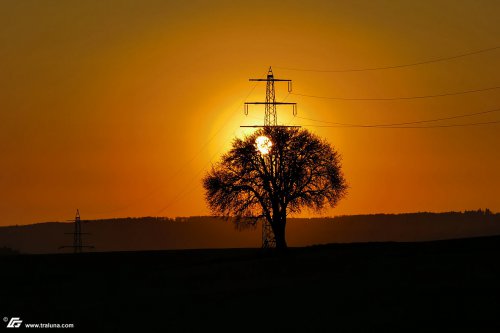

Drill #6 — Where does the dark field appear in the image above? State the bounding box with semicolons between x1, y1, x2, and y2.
2;236;500;331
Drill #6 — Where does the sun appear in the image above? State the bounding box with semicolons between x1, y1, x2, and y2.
255;135;272;155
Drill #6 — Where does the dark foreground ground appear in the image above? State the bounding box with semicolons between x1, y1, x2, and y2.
1;236;500;331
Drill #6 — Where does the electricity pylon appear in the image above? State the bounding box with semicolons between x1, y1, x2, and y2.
242;67;299;248
244;67;298;127
59;209;94;253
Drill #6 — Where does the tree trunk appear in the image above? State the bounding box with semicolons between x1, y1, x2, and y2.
272;212;287;250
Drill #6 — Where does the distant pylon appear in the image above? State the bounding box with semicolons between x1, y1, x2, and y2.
242;67;300;248
59;209;94;253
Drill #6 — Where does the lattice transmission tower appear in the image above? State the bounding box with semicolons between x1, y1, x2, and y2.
244;67;297;126
243;67;299;248
59;209;94;253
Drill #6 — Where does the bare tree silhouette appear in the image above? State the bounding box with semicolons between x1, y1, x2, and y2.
203;127;348;249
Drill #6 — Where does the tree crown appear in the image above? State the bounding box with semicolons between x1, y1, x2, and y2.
203;127;348;225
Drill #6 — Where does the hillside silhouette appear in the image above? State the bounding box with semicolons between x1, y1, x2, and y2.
0;210;498;254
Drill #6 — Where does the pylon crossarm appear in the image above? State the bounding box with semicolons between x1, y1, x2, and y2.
244;102;296;105
249;79;291;82
240;125;301;128
59;209;94;253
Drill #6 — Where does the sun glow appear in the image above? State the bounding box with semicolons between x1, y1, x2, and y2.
255;135;272;155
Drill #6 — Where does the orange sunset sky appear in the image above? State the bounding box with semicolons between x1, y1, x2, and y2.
0;0;499;225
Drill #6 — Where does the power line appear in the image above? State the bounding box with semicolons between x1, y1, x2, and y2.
301;120;500;129
281;92;291;102
158;89;295;216
152;70;273;217
291;85;500;101
276;45;500;72
296;107;500;127
155;129;238;215
91;81;260;217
